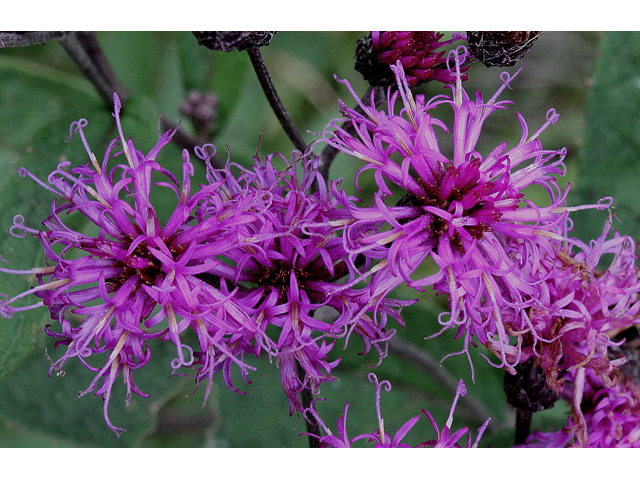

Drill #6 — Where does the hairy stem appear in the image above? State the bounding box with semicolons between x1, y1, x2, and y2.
247;46;311;155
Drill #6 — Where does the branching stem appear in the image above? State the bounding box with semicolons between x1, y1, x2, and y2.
58;32;222;167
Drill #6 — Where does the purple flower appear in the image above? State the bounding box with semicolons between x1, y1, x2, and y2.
0;92;413;431
523;367;640;447
196;151;411;414
303;373;490;447
0;94;264;434
499;218;640;393
324;46;610;377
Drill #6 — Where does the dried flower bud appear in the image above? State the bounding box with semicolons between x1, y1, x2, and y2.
192;31;276;52
0;31;64;48
180;90;218;137
354;31;467;87
503;358;560;413
466;31;543;67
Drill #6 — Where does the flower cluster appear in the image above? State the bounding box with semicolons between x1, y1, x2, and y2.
0;93;410;433
3;32;640;448
303;373;490;447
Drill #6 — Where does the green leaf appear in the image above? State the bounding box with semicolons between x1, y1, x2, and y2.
0;58;107;381
573;32;640;242
0;330;221;447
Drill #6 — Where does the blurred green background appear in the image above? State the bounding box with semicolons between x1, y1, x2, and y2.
0;31;631;447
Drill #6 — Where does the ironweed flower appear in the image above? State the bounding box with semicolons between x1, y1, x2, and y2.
500;218;640;393
523;367;640;447
355;31;468;87
324;46;610;377
195;150;410;414
0;94;264;434
303;373;490;447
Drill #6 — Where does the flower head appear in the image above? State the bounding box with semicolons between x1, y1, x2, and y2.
324;47;611;377
501;218;640;393
197;151;410;414
355;31;468;87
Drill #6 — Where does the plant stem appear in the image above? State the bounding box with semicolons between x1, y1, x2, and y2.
58;32;222;167
297;362;320;448
58;32;129;108
514;409;532;445
247;46;311;155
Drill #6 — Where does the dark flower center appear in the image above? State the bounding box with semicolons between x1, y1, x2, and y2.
245;239;353;305
128;240;163;284
397;160;505;253
104;232;184;290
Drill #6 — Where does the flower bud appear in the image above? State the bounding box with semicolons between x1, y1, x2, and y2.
354;31;466;87
466;31;543;67
180;90;218;137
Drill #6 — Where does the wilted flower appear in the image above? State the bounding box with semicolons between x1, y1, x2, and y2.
192;31;276;52
324;46;610;377
303;373;490;447
180;90;218;138
466;31;543;68
500;218;640;393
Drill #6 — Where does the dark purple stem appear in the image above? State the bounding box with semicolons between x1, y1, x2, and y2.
515;410;532;445
58;31;129;109
297;362;320;448
247;46;311;155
